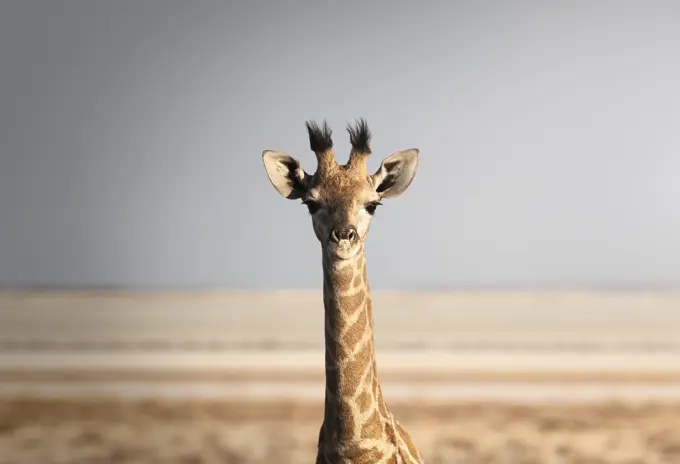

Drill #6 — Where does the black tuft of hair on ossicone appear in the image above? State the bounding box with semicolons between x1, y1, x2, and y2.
305;120;333;153
347;118;372;154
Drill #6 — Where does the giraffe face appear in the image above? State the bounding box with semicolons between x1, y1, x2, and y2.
303;168;382;260
262;120;419;261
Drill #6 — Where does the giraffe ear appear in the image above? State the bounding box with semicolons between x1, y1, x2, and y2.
262;150;310;200
371;149;419;199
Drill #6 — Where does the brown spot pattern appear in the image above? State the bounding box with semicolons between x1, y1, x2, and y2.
335;265;353;290
356;390;373;414
320;249;423;463
355;448;384;464
338;342;371;395
338;290;365;316
360;409;383;439
341;307;367;348
338;402;357;438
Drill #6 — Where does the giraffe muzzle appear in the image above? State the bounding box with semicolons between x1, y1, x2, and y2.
330;226;358;245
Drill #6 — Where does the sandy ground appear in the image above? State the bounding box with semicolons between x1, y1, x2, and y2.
1;292;679;462
1;291;679;351
1;398;680;464
3;349;680;402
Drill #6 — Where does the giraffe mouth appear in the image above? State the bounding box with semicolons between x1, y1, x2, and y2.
326;241;361;261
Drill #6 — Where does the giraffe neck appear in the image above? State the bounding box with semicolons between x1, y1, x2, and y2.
320;246;391;455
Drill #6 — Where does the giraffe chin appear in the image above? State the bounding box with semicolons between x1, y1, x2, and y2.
325;243;361;261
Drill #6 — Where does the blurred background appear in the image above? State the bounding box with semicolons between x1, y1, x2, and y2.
1;1;679;463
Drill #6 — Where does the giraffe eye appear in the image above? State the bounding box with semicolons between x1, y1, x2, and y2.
365;201;382;215
302;200;321;215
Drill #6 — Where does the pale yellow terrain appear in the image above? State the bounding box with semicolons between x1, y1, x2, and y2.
1;398;680;464
1;291;679;463
1;291;679;350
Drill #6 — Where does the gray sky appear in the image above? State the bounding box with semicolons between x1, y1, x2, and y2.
1;1;679;290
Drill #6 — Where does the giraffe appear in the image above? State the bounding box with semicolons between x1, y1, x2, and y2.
262;119;423;463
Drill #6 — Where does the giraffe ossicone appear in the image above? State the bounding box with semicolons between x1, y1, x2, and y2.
262;119;424;463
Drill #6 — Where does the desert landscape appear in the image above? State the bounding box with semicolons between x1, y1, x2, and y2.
0;291;679;463
2;398;680;464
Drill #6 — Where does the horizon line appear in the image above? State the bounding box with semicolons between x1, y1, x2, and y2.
1;284;678;293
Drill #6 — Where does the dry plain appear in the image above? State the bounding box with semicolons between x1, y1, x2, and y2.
0;291;679;463
1;398;680;464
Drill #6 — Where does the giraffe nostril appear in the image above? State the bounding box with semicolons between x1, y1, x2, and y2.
331;227;358;243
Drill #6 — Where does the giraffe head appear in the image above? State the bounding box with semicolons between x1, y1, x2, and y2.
262;119;419;260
